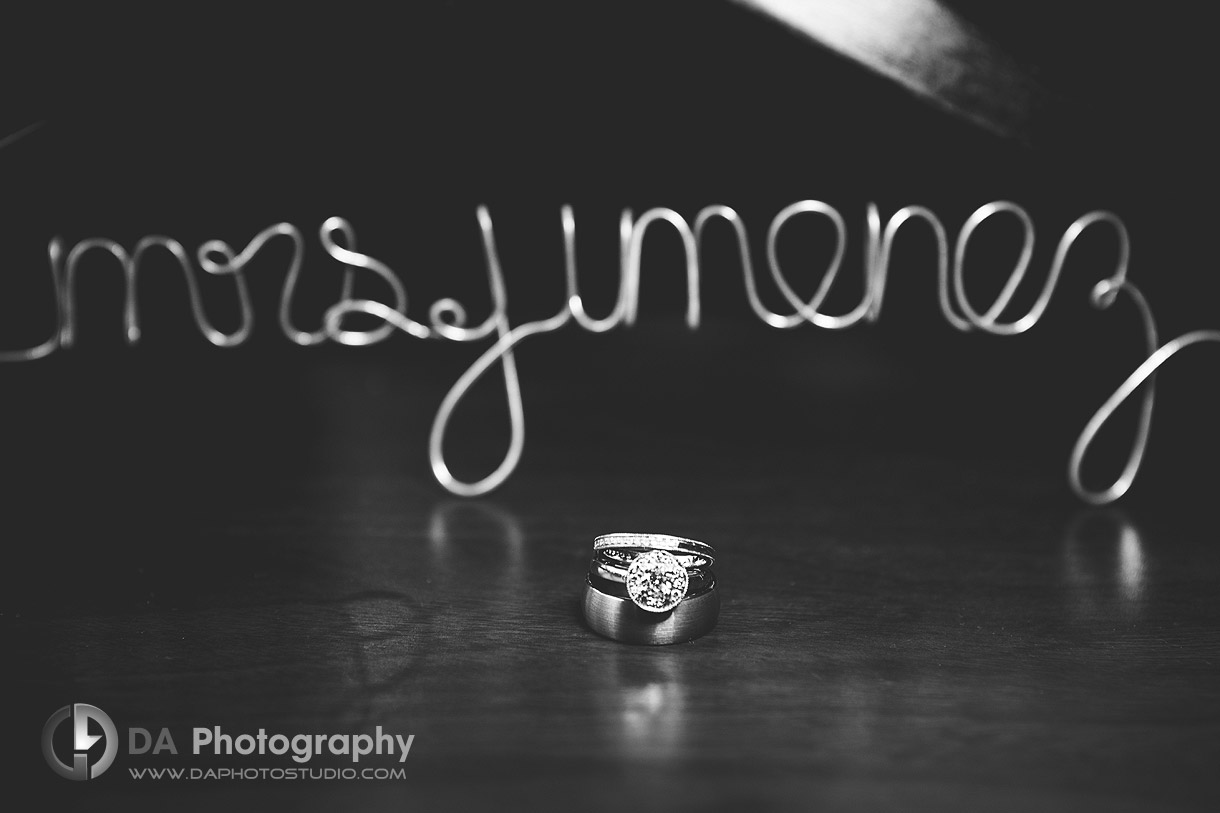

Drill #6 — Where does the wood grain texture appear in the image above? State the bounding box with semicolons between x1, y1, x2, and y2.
4;341;1219;812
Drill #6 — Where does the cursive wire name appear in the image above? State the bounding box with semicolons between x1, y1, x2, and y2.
4;196;1216;503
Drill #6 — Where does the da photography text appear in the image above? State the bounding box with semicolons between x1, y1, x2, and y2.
41;704;415;782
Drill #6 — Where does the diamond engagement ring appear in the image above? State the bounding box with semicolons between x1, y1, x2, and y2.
624;550;690;613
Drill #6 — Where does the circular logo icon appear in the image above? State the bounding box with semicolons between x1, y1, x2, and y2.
42;704;118;780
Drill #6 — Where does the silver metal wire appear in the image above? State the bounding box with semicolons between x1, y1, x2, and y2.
1;123;1205;505
334;201;1166;503
1070;327;1219;504
59;235;253;349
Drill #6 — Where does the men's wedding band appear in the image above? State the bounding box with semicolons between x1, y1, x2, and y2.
582;573;720;645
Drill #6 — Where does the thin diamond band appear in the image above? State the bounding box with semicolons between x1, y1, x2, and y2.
593;533;716;567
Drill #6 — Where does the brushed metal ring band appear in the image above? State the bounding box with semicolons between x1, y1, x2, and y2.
582;572;720;645
593;533;716;566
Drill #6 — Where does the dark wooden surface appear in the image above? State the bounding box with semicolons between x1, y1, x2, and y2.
4;331;1220;812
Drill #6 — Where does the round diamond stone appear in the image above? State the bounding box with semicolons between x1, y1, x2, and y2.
626;550;689;613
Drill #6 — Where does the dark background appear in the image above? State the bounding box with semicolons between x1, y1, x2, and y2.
3;2;1219;810
2;1;1215;501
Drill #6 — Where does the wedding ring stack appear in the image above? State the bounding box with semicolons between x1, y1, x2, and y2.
582;533;720;645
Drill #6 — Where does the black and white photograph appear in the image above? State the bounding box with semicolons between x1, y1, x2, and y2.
4;2;1219;810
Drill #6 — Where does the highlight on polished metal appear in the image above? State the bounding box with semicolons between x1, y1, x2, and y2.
6;122;1216;505
583;533;719;644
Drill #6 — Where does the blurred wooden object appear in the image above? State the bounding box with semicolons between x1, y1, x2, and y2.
732;0;1045;141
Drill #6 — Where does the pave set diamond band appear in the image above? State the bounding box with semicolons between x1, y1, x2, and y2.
582;533;720;645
